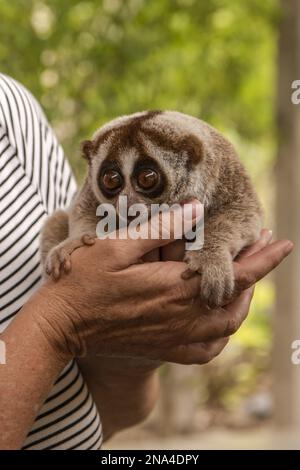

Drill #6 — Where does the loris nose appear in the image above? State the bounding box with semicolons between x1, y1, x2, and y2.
116;193;136;223
116;193;148;225
122;193;137;208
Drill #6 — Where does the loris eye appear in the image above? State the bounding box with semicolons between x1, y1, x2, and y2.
137;169;159;190
101;170;123;192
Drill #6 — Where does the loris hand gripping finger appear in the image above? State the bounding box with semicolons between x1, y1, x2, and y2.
40;111;263;308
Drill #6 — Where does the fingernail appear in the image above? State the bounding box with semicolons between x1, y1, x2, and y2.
183;200;203;221
284;240;294;254
264;230;273;243
260;229;273;244
268;230;273;240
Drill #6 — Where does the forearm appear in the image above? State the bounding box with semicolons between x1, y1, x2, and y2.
79;357;160;440
0;290;69;449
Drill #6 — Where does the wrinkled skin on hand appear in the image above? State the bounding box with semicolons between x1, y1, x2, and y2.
36;203;293;366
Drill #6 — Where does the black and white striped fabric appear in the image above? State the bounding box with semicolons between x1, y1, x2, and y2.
0;73;103;450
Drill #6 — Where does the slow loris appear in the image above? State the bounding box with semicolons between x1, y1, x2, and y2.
40;111;263;308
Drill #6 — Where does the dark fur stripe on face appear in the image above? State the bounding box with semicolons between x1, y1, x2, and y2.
95;111;162;156
140;127;203;168
82;110;203;168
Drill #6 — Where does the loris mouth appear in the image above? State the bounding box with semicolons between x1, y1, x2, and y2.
114;195;151;228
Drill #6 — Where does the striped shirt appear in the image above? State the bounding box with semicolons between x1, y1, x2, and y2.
0;73;103;450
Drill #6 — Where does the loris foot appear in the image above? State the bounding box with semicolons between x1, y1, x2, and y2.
45;233;96;280
182;249;234;308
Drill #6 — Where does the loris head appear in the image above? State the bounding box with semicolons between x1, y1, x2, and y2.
81;110;219;210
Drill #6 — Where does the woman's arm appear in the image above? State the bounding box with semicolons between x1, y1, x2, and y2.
0;290;71;450
0;203;201;449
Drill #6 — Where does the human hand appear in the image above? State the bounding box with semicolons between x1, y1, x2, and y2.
34;204;293;365
137;229;293;364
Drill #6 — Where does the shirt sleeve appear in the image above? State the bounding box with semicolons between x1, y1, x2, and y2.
0;73;77;215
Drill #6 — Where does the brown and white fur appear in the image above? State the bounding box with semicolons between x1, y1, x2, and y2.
40;111;263;308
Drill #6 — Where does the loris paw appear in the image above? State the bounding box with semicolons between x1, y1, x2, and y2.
182;249;234;308
45;233;96;280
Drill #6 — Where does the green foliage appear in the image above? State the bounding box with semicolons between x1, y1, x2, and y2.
0;0;279;179
235;279;274;350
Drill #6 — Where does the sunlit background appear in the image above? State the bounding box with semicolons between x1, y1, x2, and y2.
1;0;299;449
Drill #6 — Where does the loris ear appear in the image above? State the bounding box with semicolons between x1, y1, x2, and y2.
182;134;203;166
81;140;95;161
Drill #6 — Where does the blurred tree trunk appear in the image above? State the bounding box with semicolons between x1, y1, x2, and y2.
152;364;200;435
274;0;300;426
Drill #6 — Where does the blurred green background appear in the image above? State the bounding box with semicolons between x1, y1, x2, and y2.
0;0;285;447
